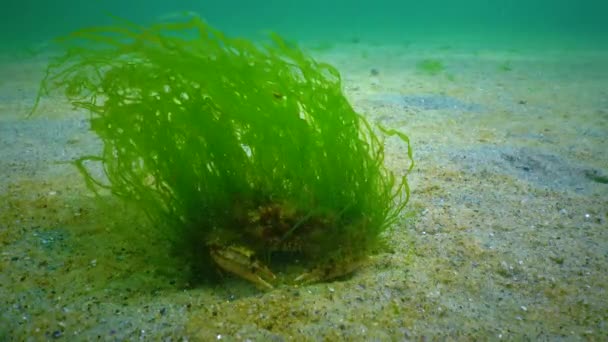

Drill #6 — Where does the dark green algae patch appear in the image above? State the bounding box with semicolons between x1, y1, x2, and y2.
32;17;413;285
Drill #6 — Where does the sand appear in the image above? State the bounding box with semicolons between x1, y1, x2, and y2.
1;39;607;340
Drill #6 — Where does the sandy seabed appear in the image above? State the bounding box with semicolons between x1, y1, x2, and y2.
1;36;607;340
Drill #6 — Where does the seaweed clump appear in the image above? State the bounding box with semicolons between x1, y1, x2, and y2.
32;17;413;282
416;59;445;75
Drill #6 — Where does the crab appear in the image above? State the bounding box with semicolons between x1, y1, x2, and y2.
207;200;366;290
209;244;365;290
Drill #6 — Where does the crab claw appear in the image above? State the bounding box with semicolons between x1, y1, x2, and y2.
209;245;277;290
294;257;365;285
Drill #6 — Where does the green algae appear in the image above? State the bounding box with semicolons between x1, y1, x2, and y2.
416;59;445;75
31;17;413;282
499;61;513;72
583;169;608;184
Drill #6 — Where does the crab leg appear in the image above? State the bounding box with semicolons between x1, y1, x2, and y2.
295;257;365;284
210;245;276;290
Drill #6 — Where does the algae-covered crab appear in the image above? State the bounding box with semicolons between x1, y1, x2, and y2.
32;16;413;289
207;200;369;289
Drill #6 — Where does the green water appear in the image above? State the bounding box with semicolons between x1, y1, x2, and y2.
2;0;607;47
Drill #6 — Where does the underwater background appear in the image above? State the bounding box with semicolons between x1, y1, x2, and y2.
2;0;608;47
1;0;607;340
